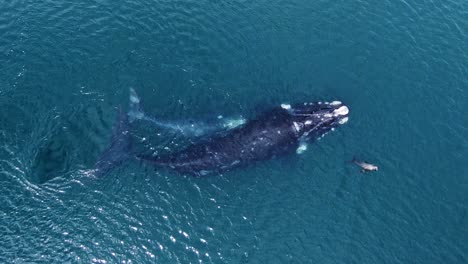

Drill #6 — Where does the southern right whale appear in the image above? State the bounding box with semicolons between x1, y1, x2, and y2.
94;89;349;177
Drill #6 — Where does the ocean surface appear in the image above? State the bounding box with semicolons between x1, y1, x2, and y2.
1;0;467;263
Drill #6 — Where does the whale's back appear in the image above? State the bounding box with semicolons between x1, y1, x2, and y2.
141;108;298;176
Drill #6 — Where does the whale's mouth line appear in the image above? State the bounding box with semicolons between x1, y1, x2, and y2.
292;106;349;120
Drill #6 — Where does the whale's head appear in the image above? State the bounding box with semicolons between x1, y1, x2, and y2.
282;101;349;140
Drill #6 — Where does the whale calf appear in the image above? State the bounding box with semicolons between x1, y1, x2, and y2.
95;90;349;177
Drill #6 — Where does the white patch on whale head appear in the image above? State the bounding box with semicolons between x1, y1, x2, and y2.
338;116;349;124
333;106;349;116
330;101;342;106
293;122;301;132
281;104;291;110
304;120;312;125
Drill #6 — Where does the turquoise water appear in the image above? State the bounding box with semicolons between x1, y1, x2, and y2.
1;0;467;263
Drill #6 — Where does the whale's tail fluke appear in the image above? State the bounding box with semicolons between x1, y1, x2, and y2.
93;107;133;177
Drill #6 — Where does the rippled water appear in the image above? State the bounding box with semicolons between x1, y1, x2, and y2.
1;0;467;263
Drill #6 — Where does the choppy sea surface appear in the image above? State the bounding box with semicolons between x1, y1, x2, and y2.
1;0;467;263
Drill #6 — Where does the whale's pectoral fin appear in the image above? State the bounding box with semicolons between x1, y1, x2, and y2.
220;116;247;130
296;142;308;154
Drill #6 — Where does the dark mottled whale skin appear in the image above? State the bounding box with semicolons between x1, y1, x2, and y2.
138;101;349;176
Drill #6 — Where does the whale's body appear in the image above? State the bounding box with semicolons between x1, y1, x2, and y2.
94;89;349;177
139;108;297;175
138;102;349;176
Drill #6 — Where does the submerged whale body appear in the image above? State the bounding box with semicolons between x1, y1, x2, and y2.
137;101;349;176
94;89;349;177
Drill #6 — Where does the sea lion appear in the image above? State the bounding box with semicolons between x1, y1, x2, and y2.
352;158;379;173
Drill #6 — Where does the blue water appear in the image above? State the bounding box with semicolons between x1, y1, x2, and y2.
1;0;467;263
